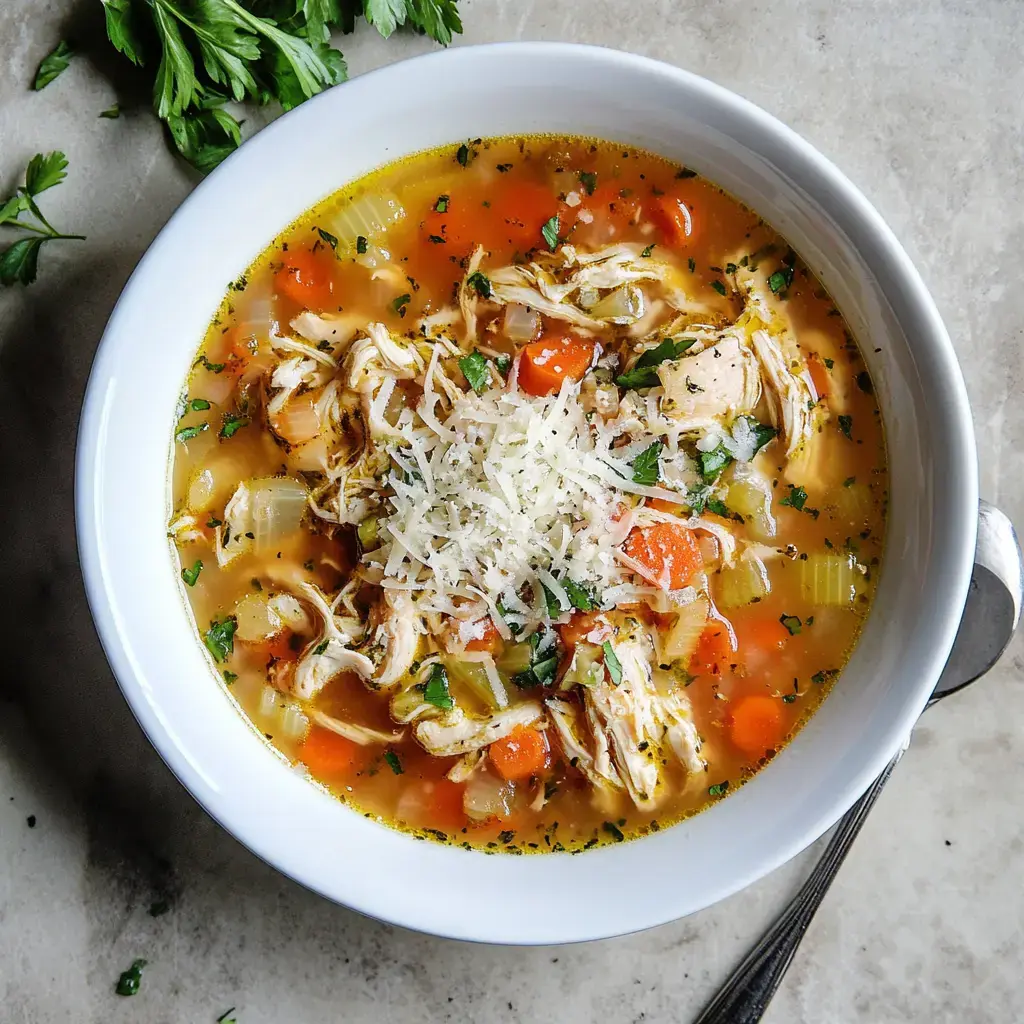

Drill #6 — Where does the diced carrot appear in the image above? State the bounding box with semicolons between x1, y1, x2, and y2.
425;779;467;832
489;726;550;781
649;497;682;514
735;617;792;658
518;335;595;396
274;249;335;310
464;616;502;653
807;353;831;399
729;696;787;759
689;619;737;678
558;611;612;649
622;523;703;590
579;183;642;231
650;194;699;248
299;727;365;777
488;181;560;252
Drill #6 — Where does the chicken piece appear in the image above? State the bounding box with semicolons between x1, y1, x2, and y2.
458;245;486;343
414;702;544;757
290;311;362;349
343;322;421;394
751;328;814;458
307;708;403;746
358;592;424;691
655;691;706;775
658;336;761;421
289;582;373;700
215;481;253;567
446;749;486;783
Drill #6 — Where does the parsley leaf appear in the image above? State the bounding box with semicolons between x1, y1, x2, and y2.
562;578;597;612
181;560;203;587
710;279;727;296
640;243;655;258
602;820;625;842
99;103;121;119
495;354;511;375
838;414;853;439
166;99;242;174
115;958;147;997
383;750;404;775
615;336;696;389
204;617;237;663
578;170;598;195
219;414;248;439
34;41;74;91
779;484;808;511
423;663;454;709
456;142;471;166
189;398;211;411
541;215;560;251
768;266;795;293
0;238;45;287
780;614;802;636
435;194;449;213
708;781;729;797
602;641;623;685
856;371;873;394
706;496;731;517
458;350;490;393
465;270;492;298
317;226;339;250
631;441;663;486
391;292;411;316
700;445;732;483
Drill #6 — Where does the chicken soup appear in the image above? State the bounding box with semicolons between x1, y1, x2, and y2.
169;136;886;853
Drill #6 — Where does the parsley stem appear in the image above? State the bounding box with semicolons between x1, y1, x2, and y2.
26;195;59;235
3;220;51;236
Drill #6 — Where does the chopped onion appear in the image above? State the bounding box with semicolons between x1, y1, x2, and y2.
326;191;406;250
588;283;645;323
463;769;515;821
234;592;284;642
280;704;309;740
502;302;540;342
258;684;279;717
251;477;308;550
286;436;327;473
272;393;321;446
234;294;274;355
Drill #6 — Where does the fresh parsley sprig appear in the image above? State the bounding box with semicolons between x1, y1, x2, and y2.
0;152;85;287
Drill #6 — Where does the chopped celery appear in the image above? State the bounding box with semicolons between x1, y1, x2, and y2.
832;481;874;531
799;553;859;605
661;597;709;662
716;555;771;609
560;642;604;690
357;516;380;551
495;640;533;676
445;659;504;713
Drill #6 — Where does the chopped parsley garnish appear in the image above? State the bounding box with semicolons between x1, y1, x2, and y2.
710;279;727;296
391;293;411;316
312;639;330;656
745;417;777;453
220;414;248;439
204;617;236;663
615;336;696;389
495;354;512;375
435;194;449;213
384;750;403;775
541;215;560;251
189;398;211;411
216;1011;237;1024
768;266;795;293
779;483;808;511
465;270;492;298
812;669;839;685
562;578;597;612
782;693;797;703
676;167;697;179
458;350;490;393
687;257;696;273
423;663;454;710
180;560;203;587
631;441;663;486
640;243;655;258
222;670;237;685
843;476;856;487
706;496;731;518
602;641;623;685
115;958;147;997
541;583;561;619
206;516;222;527
780;614;802;636
725;262;738;274
316;227;338;250
838;415;853;439
700;445;732;483
356;235;368;254
456;143;471;166
496;163;513;173
100;104;121;118
34;41;74;90
578;170;598;195
602;820;625;842
708;781;730;798
175;423;208;443
428;234;445;244
856;371;873;394
199;354;224;373
823;357;835;369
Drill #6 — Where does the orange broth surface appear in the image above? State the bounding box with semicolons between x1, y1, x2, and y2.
169;136;887;854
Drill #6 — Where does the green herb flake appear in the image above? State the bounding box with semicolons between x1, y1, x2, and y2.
710;279;727;296
708;781;730;798
541;215;560;252
578;170;598;195
640;243;655;258
812;669;839;685
602;820;625;842
856;371;873;394
356;235;368;254
631;441;663;486
843;476;856;487
602;641;623;686
219;414;248;439
725;262;738;274
222;670;237;685
216;1011;237;1024
180;560;203;587
780;614;802;636
688;257;696;273
779;483;808;511
435;194;449;213
495;354;512;375
34;40;73;91
768;268;794;294
615;336;695;390
424;662;454;710
465;270;492;298
676;167;697;179
782;693;798;703
838;414;853;439
199;354;225;373
204;617;237;663
312;639;329;656
428;234;446;244
823;357;835;369
316;227;338;250
456;143;471;167
391;293;411;317
700;445;733;483
562;578;596;612
189;397;211;411
175;423;208;443
458;350;490;393
384;750;403;775
99;104;121;119
115;958;147;997
706;496;731;518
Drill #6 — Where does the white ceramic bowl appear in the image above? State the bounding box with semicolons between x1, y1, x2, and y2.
76;42;977;944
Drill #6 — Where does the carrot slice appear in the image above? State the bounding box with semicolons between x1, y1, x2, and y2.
622;522;703;590
650;194;699;248
490;726;550;781
557;611;611;649
807;353;831;399
299;727;364;777
488;181;560;251
464;616;502;653
735;617;792;658
426;779;468;832
275;249;335;310
729;696;787;758
518;336;595;396
649;497;682;514
689;619;736;678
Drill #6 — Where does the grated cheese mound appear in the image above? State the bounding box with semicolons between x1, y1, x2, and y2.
363;373;690;629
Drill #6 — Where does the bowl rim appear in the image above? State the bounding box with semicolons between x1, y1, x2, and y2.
75;40;978;944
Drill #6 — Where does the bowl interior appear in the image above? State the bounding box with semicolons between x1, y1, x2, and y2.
76;43;977;943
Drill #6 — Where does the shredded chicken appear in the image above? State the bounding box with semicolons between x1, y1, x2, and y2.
414;703;544;756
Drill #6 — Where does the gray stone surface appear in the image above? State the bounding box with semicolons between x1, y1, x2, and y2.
1;1;1022;1021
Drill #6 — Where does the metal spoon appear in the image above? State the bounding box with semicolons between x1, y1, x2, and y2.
695;500;1023;1024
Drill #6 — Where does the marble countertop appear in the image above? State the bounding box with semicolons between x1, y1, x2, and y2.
2;1;1022;1021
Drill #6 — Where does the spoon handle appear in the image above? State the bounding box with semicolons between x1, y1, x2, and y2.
693;743;907;1024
